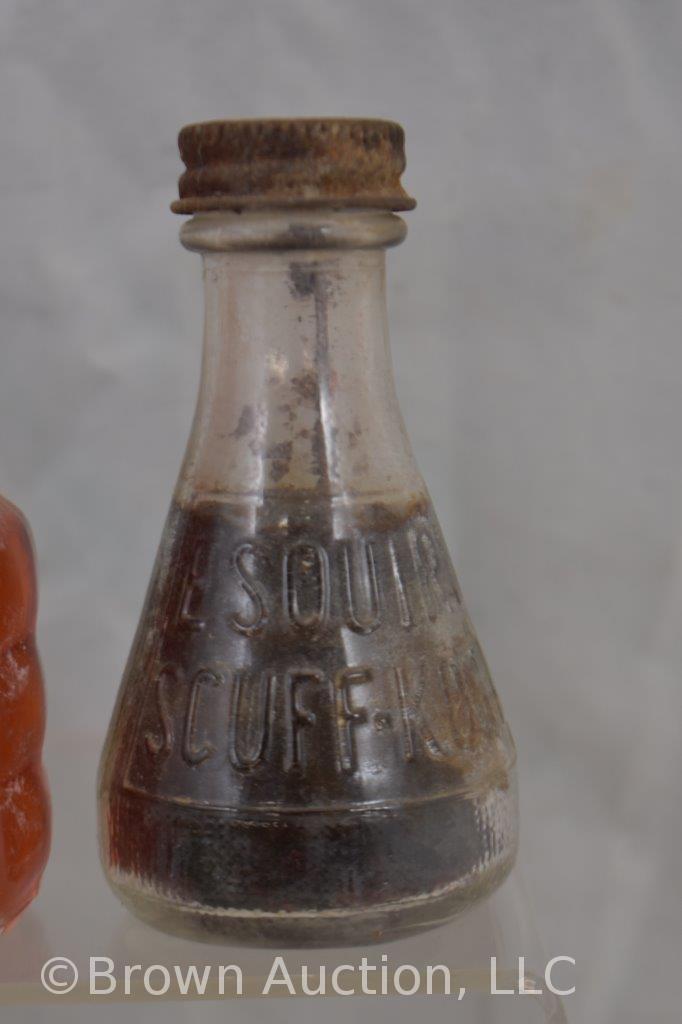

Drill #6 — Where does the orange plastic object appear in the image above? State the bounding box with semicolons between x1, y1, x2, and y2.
0;496;50;932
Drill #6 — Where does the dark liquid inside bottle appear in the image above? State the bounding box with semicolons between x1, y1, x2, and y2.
100;494;517;945
100;120;519;944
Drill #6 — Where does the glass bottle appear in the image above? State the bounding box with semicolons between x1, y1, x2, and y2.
98;119;518;946
0;496;50;932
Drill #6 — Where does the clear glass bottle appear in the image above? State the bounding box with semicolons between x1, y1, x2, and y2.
98;119;518;946
0;496;50;932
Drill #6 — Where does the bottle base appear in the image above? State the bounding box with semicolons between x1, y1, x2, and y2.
106;854;515;948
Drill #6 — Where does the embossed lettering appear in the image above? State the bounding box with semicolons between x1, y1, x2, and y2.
182;669;223;766
388;537;413;628
284;543;329;629
409;530;460;621
439;647;501;748
179;543;208;630
342;541;381;634
394;662;451;762
231;542;269;636
441;654;471;746
285;669;322;770
460;645;504;736
228;671;272;771
145;665;176;757
334;668;369;772
125;501;503;808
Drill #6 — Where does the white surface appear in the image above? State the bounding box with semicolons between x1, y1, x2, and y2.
1;3;681;1021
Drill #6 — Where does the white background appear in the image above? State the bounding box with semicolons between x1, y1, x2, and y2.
2;2;681;1021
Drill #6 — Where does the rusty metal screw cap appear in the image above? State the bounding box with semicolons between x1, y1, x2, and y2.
171;118;416;214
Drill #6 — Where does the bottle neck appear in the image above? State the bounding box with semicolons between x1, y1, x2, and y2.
175;210;424;507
